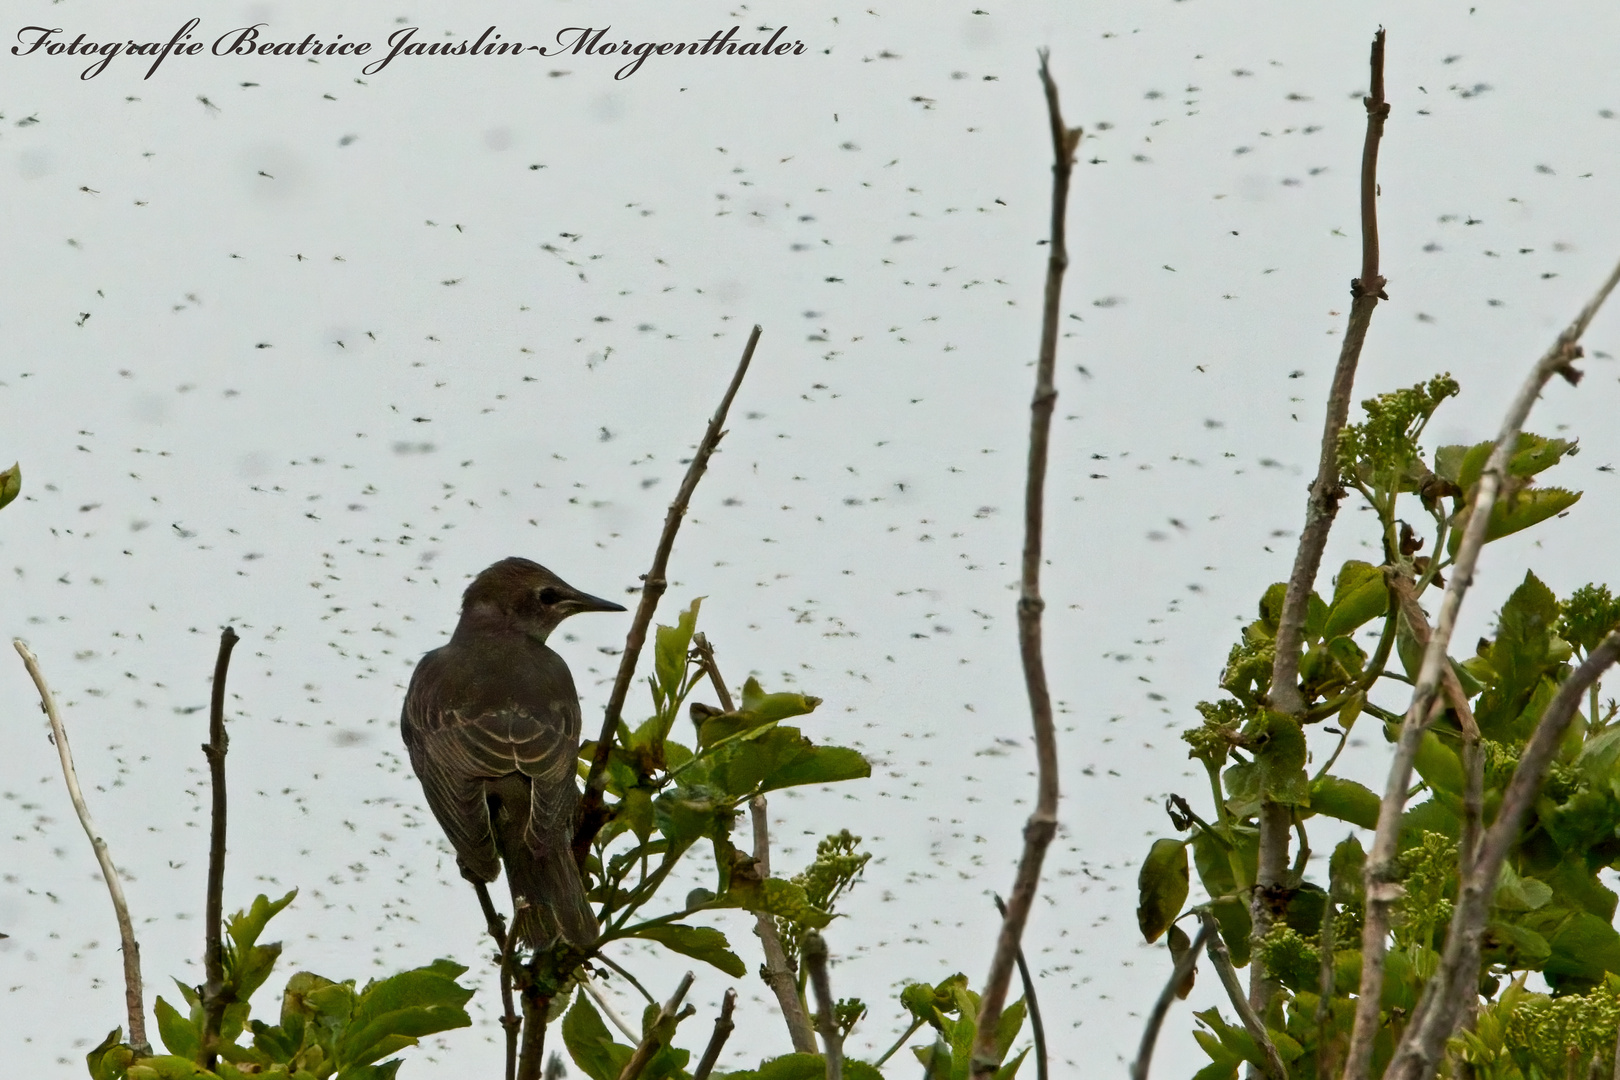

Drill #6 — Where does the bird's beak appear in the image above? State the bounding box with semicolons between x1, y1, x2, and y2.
566;588;627;614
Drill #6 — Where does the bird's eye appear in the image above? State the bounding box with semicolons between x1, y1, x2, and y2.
538;587;562;605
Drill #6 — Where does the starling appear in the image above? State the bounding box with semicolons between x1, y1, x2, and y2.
402;557;625;949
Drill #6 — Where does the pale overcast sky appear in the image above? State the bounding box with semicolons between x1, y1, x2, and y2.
5;2;1620;1075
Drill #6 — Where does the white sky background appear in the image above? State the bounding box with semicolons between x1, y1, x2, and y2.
5;1;1620;1075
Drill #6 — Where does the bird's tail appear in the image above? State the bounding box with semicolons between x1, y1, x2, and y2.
490;784;597;950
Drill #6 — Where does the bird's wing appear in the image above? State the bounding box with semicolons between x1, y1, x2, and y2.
402;646;584;874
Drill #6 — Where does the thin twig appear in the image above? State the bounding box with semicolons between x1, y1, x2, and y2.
617;971;696;1080
874;1018;926;1068
576;326;763;861
1129;918;1211;1080
582;970;641;1043
201;627;240;1069
804;932;843;1080
1344;257;1620;1080
1261;27;1389;1020
1199;912;1286;1080
692;989;738;1080
995;895;1048;1080
970;49;1076;1080
1383;631;1620;1080
1315;896;1339;1080
13;640;151;1057
470;879;521;1080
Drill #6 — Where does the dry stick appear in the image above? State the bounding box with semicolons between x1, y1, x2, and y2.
14;640;152;1057
617;971;697;1080
1342;257;1620;1080
804;932;843;1080
696;633;817;1053
1198;912;1288;1080
200;627;240;1069
1383;631;1620;1080
1261;26;1389;1020
692;989;738;1080
994;894;1049;1080
576;325;763;862
969;50;1076;1080
1129;918;1213;1080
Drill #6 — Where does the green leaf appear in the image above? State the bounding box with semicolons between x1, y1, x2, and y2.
1308;776;1381;830
154;996;200;1060
1248;711;1309;806
563;996;634;1080
1412;730;1464;796
334;960;473;1069
87;1029;133;1080
1329;837;1366;906
629;923;747;977
1323;561;1388;640
227;890;298;957
1509;432;1579;478
994;997;1026;1061
0;463;19;511
1476;571;1563;738
1493;863;1553;912
1136;838;1189;943
1544;911;1620;981
1449;487;1582;557
654;598;703;705
740;677;823;723
707;725;869;797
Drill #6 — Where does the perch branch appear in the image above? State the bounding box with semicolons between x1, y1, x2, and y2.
1129;918;1211;1080
1343;256;1620;1080
970;49;1076;1080
201;627;240;1069
577;325;763;860
617;971;696;1080
581;970;640;1043
14;640;151;1057
804;932;843;1080
1261;27;1388;1020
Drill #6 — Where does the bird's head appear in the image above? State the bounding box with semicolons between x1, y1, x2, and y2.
458;557;626;643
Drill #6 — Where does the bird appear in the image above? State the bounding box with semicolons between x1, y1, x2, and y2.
401;556;625;950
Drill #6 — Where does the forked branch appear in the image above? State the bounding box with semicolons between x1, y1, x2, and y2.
1342;257;1620;1080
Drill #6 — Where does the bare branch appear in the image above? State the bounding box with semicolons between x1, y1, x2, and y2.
617;971;696;1080
201;627;240;1070
1199;912;1286;1080
576;325;763;860
804;932;843;1080
691;988;737;1080
516;985;552;1080
1343;256;1620;1080
1130;919;1211;1080
13;639;151;1057
1260;27;1388;1019
1385;630;1620;1079
970;48;1076;1079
